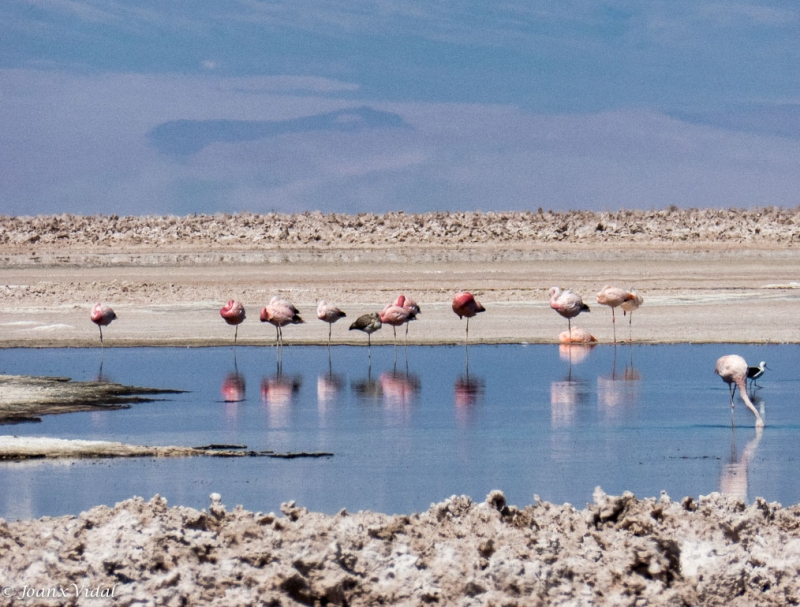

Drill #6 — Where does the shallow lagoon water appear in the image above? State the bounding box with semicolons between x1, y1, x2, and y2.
0;343;798;521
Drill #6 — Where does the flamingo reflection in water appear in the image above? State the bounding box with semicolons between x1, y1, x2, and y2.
221;373;246;403
380;362;421;411
720;427;763;503
317;354;344;415
551;340;596;428
597;345;641;416
454;359;485;426
261;359;302;427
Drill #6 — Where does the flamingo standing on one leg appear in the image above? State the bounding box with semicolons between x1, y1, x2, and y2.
715;354;765;428
549;287;590;334
621;288;643;340
396;295;420;342
260;296;304;346
350;312;382;360
380;297;417;345
220;300;246;345
90;302;117;347
596;286;637;343
452;292;485;344
317;301;346;345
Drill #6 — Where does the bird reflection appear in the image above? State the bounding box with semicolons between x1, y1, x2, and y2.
597;345;641;414
351;363;382;401
558;343;596;365
221;373;246;403
318;353;344;411
720;427;763;503
454;363;485;426
95;360;113;383
380;366;420;409
261;359;302;427
551;344;593;427
221;352;246;403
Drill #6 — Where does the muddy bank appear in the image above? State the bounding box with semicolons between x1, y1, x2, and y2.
0;375;184;424
0;489;797;606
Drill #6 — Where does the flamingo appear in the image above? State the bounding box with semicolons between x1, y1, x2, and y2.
220;300;246;344
714;355;765;428
558;327;597;344
621;288;643;339
452;291;485;344
549;287;590;334
397;295;421;341
260;296;304;346
317;301;346;344
596;286;637;343
349;312;382;359
90;302;117;347
380;297;417;344
747;361;768;390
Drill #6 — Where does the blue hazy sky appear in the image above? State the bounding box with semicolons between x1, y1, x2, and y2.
2;1;800;216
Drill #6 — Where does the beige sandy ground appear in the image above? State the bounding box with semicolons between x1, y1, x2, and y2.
2;211;800;605
1;244;800;347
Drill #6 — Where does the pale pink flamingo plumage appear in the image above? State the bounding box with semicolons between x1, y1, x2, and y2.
396;294;421;340
380;298;416;343
452;291;485;343
317;301;346;344
549;287;590;333
220;299;246;344
714;354;765;428
90;302;117;346
260;296;304;346
596;285;637;343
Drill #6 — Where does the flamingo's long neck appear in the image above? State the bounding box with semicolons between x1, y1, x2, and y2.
736;378;765;427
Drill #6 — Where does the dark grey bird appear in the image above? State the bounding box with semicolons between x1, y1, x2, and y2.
350;312;382;358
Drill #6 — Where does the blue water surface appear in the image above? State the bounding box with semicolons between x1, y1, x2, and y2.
0;343;798;520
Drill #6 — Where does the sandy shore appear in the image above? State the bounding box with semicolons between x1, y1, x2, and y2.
2;209;800;346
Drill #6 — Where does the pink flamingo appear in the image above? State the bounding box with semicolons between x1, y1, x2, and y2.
220;300;246;344
452;292;485;344
714;355;765;428
558;327;597;344
380;296;417;344
317;301;346;344
549;286;590;333
90;302;117;346
396;295;421;341
621;288;643;338
596;286;637;343
260;296;304;346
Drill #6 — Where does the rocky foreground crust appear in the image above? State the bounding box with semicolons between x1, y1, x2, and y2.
1;489;798;606
2;206;800;251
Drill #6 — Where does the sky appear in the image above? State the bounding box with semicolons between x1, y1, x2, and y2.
2;1;800;216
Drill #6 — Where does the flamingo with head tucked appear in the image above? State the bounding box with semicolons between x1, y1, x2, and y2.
380;296;417;344
317;301;346;344
397;295;420;341
220;300;246;344
260;296;304;346
549;287;590;334
715;354;765;428
621;288;643;339
452;292;485;344
350;312;382;359
596;285;637;343
90;302;117;347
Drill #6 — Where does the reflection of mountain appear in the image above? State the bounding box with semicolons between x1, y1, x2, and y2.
221;373;246;402
720;427;762;503
148;106;409;156
380;372;420;408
